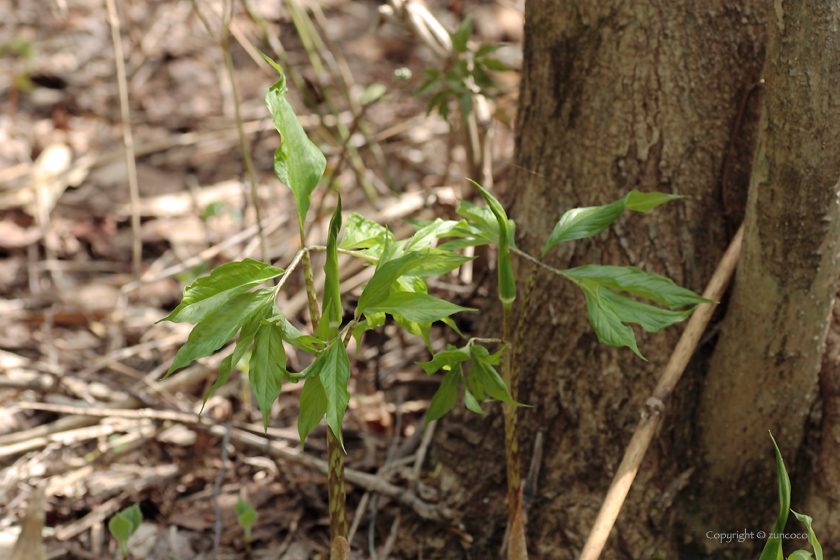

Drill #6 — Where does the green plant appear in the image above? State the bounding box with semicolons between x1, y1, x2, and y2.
161;53;709;558
235;496;258;543
108;503;142;559
416;16;509;121
759;434;823;560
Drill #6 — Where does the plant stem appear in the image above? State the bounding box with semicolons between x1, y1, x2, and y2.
501;302;528;559
298;225;348;559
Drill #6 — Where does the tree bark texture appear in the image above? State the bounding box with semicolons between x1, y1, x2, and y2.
430;2;766;558
695;0;840;543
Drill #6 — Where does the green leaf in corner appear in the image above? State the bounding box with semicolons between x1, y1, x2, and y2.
759;433;791;560
366;292;475;324
579;280;645;360
542;190;686;257
249;322;287;430
298;374;328;449
161;259;284;324
167;289;275;376
565;265;714;310
319;342;352;452
426;368;460;426
318;197;343;341
265;60;326;228
790;510;823;560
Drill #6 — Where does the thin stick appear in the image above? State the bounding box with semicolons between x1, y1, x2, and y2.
105;0;142;277
578;223;744;560
212;422;232;560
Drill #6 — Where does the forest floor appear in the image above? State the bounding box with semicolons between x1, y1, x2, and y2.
0;0;522;558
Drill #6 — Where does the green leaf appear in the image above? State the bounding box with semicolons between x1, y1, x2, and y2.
319;197;343;341
319;342;352;452
624;190;685;212
542;190;686;257
468;360;485;401
791;510;823;560
480;58;510;72
393;313;433;350
161;259;284;324
565;265;714;310
235;496;258;542
789;552;813;560
476;44;504;58
351;311;386;352
405;219;465;251
579;280;645;360
265;61;327;227
271;313;323;354
469;358;517;404
298;374;328;448
469;179;515;305
340;212;393;250
463;384;487;415
167;289;275;375
415;77;441;97
451;16;473;53
201;311;264;413
426;368;459;426
366;292;475;324
427;90;448;117
108;503;143;559
416;345;471;375
357;250;472;314
599;289;693;332
249;322;287;430
441;316;466;338
759;433;791;560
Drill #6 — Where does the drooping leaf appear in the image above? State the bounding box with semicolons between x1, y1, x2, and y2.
393;313;433;351
759;434;791;560
161;259;284;324
201;311;264;413
470;345;519;404
441;317;466;338
249;322;287;430
468;359;485;401
235;496;258;542
167;289;275;375
426;368;459;426
598;289;694;332
319;342;352;452
416;345;471;375
366;292;475;324
298;374;328;448
270;313;323;354
476;44;504;58
319;197;342;341
463;384;487;415
565;265;714;310
451;16;472;53
579;280;644;360
791;510;822;560
542;190;686;257
263;57;326;227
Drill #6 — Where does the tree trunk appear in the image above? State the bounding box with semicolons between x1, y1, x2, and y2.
430;1;766;558
694;0;840;546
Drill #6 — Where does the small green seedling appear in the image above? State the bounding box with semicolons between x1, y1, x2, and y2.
235;496;258;543
759;434;823;560
108;503;142;559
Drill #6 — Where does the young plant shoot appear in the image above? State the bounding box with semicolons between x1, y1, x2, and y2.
162;53;711;559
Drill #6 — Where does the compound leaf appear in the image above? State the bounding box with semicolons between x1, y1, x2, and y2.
599;289;693;332
366;292;475;324
579;280;644;360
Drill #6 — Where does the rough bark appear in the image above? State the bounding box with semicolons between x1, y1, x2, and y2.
693;0;840;542
430;1;765;558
